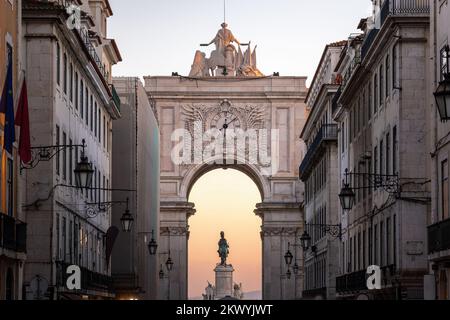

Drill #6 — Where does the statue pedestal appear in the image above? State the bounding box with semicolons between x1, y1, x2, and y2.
214;264;234;299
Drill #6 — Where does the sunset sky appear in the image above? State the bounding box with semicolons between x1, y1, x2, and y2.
188;169;262;298
107;0;372;300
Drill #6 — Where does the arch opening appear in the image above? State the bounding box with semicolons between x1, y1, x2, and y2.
187;168;263;300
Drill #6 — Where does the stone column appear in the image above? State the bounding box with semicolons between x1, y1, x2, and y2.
158;202;195;300
214;264;235;299
255;202;304;300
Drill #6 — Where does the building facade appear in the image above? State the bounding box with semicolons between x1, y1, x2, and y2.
21;0;121;299
333;0;431;300
0;0;27;300
428;0;450;300
111;77;160;300
299;41;345;300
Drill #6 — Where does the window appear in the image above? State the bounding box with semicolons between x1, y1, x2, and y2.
75;72;79;109
7;159;13;216
56;43;61;86
62;217;67;262
69;139;73;185
393;44;398;89
386;217;391;265
380;140;384;176
393;215;397;264
379;64;384;105
99;110;102;143
94;102;98;137
56;125;60;175
56;214;60;260
393;126;397;174
63;132;67;181
358;232;361;271
80;80;84;117
90;96;94;132
441;46;449;81
103;116;106;148
97;170;101;203
70;63;73;102
368;227;373;265
374;74;378;113
85;88;89;126
441;159;449;221
363;230;366;268
386;133;390;175
63;53;67;94
374;146;378;176
368;82;372;119
341;123;345;153
385;55;390;97
374;224;378;265
380;221;384;266
69;221;73;264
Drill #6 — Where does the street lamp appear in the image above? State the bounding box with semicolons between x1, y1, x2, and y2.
74;140;94;189
159;265;165;280
284;243;294;266
339;169;355;211
165;252;174;272
120;198;134;232
293;263;299;275
147;230;158;255
286;268;292;280
300;230;312;250
434;45;450;121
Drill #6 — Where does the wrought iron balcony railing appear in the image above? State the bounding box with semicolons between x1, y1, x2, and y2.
362;0;430;62
0;213;27;253
110;84;121;112
56;261;114;293
299;124;338;181
428;218;450;254
336;269;367;294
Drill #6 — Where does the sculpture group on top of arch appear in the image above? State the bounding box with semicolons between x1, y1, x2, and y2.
189;22;264;78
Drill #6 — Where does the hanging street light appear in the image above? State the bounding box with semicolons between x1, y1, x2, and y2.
165;252;174;272
120;198;134;232
300;230;312;250
339;169;356;211
74;139;94;189
284;243;294;266
147;230;158;255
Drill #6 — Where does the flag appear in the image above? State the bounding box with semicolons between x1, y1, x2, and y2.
0;59;15;154
15;79;31;164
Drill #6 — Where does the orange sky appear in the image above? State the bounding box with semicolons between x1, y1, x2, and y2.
188;169;262;299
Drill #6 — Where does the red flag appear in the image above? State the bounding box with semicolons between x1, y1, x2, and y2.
15;79;32;164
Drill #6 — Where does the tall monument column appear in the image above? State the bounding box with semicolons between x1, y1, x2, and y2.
158;202;195;300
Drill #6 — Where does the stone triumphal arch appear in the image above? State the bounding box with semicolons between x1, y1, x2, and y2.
144;23;308;300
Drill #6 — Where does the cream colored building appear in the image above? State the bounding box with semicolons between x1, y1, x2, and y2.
300;41;346;300
333;0;431;300
21;0;121;299
111;77;160;300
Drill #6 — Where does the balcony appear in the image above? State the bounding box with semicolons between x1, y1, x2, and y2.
336;270;367;294
110;84;121;112
362;0;430;62
428;218;450;254
56;261;114;294
299;124;338;181
0;213;27;253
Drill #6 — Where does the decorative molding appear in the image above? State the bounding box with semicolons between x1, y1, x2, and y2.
160;226;190;236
